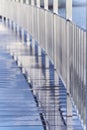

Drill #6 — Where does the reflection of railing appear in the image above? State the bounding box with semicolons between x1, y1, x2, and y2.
0;0;86;129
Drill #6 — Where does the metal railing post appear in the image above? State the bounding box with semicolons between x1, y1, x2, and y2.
31;0;34;5
36;0;40;56
26;0;29;4
44;0;49;68
20;0;23;3
66;21;72;130
66;0;72;20
85;29;87;130
31;0;35;36
53;0;58;84
36;0;40;44
44;0;48;10
37;0;40;7
53;0;58;14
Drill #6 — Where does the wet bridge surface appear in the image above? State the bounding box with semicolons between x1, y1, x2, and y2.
0;23;44;130
0;21;83;130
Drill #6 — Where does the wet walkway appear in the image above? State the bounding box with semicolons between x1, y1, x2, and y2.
0;21;83;130
0;21;66;130
0;24;44;130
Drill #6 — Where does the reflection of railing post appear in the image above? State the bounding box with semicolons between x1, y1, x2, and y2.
66;0;72;20
66;21;72;130
53;0;58;14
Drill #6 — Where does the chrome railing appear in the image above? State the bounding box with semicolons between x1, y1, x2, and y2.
0;0;86;129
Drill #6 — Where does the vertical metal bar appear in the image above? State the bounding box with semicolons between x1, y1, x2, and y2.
31;0;34;5
20;0;23;3
53;0;58;14
66;0;72;20
44;0;48;68
66;21;72;130
84;30;87;130
31;0;35;36
26;0;29;4
37;0;40;7
85;30;87;130
53;1;58;85
53;14;57;68
44;0;48;10
0;0;1;16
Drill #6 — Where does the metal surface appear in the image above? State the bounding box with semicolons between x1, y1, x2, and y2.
53;0;58;14
66;0;72;20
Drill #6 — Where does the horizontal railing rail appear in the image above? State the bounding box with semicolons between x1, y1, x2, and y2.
0;0;86;129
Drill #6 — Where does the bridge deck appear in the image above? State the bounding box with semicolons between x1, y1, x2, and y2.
0;21;83;130
0;23;44;130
